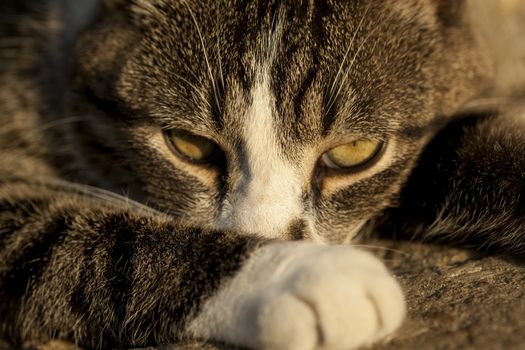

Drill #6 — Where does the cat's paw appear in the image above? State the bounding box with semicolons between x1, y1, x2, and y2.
187;243;405;350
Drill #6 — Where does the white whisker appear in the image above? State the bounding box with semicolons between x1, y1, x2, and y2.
171;72;210;107
215;3;225;90
0;116;88;148
351;244;410;256
25;177;169;218
32;116;87;134
327;6;392;114
326;3;372;109
182;1;222;114
327;30;380;113
217;42;225;90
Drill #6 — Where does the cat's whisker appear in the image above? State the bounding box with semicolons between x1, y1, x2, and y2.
215;4;225;90
182;62;203;84
138;58;208;106
0;116;88;149
329;33;379;113
328;7;391;114
30;178;168;218
351;244;410;256
170;72;209;107
326;3;372;109
217;41;225;90
182;1;222;115
329;6;397;113
31;116;88;134
459;96;516;114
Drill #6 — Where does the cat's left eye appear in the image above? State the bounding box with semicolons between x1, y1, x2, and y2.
164;129;220;163
320;138;384;171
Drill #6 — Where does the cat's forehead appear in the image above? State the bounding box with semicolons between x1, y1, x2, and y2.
119;0;445;148
131;0;439;69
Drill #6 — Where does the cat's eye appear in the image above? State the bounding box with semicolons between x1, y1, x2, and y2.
165;129;219;163
320;138;384;170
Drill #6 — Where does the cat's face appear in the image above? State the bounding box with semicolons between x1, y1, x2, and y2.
68;0;489;242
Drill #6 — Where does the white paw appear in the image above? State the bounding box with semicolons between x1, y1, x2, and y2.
187;242;405;350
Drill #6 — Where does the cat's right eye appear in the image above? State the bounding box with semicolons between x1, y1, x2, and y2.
164;129;220;164
319;138;384;171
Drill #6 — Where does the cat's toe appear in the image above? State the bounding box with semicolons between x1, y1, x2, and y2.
286;248;405;349
252;292;318;350
187;243;405;350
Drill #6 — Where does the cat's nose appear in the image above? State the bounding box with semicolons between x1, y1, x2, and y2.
215;176;304;239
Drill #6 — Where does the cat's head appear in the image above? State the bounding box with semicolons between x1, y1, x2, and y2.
64;0;490;242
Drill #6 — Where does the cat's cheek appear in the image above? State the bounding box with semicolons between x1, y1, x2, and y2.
185;242;406;350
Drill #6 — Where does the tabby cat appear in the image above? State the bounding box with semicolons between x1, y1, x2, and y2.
1;0;524;349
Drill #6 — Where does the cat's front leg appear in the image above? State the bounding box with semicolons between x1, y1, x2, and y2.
187;242;405;350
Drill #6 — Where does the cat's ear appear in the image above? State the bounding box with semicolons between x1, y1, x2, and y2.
70;0;140;106
429;0;494;116
390;0;468;30
391;0;492;115
432;0;467;27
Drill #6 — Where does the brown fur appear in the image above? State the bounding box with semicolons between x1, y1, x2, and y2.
1;0;523;348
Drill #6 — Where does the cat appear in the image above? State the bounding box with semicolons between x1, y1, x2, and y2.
0;0;524;350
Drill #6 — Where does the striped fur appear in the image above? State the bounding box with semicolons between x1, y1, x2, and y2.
1;0;523;349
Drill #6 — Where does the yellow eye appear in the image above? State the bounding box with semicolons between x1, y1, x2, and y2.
321;138;383;170
165;129;219;163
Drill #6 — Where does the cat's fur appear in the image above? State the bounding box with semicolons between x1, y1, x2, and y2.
0;0;524;349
